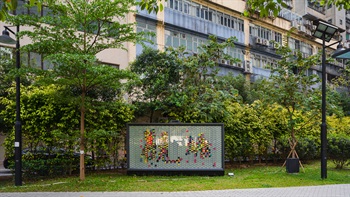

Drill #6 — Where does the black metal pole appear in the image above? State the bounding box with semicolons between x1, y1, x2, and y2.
321;35;327;179
14;24;22;186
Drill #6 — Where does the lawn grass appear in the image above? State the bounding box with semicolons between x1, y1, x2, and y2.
0;161;349;192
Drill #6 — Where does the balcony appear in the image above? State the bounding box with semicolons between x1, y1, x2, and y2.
164;7;245;43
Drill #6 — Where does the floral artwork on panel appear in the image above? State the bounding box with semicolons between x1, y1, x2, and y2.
157;131;169;162
141;129;157;163
185;133;212;159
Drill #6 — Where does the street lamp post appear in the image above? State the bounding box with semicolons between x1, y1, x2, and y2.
312;20;341;179
0;25;22;186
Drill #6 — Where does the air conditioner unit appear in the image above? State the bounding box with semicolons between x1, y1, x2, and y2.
221;59;227;64
298;25;306;32
286;1;293;8
244;60;252;72
255;37;262;45
305;29;312;35
344;42;350;48
303;20;312;27
291;21;298;28
263;39;269;46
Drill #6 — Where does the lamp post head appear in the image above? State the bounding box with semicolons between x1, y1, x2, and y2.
312;20;339;42
331;43;346;58
0;29;16;45
332;47;350;59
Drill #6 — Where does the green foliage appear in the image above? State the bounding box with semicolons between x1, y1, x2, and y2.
219;74;252;104
320;0;350;10
163;36;241;123
129;47;181;122
328;134;350;169
224;101;290;163
85;102;134;168
137;0;164;14
0;48;14;133
245;0;286;18
328;115;350;135
223;102;261;162
332;65;350;116
277;136;319;162
1;84;78;147
1;83;134;174
21;153;82;178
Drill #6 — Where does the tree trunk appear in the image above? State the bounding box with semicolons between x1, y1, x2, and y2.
80;88;86;181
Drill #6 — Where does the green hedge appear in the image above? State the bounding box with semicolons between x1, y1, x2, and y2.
328;135;350;169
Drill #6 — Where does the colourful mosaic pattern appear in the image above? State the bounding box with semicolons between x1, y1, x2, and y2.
128;125;223;170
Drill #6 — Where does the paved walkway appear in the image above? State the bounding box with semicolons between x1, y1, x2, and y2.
0;184;350;197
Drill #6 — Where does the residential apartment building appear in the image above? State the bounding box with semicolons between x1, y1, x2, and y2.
0;0;349;81
133;0;349;81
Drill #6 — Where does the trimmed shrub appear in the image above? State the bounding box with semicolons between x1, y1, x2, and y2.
328;135;350;169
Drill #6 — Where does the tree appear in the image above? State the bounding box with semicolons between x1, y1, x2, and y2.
0;48;14;134
224;102;260;164
163;36;241;123
264;43;321;165
128;47;181;123
1;82;134;175
220;74;253;104
332;61;350;116
1;84;79;150
7;0;142;180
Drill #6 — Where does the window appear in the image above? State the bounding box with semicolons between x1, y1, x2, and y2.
340;19;343;25
184;2;189;13
165;30;207;52
250;24;275;40
174;0;179;10
136;20;157;55
208;9;213;21
295;40;300;50
137;21;156;44
274;32;282;44
14;0;44;16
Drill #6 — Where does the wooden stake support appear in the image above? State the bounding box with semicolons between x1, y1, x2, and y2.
282;138;305;172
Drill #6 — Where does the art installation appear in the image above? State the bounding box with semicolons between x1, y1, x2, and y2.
127;123;224;175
